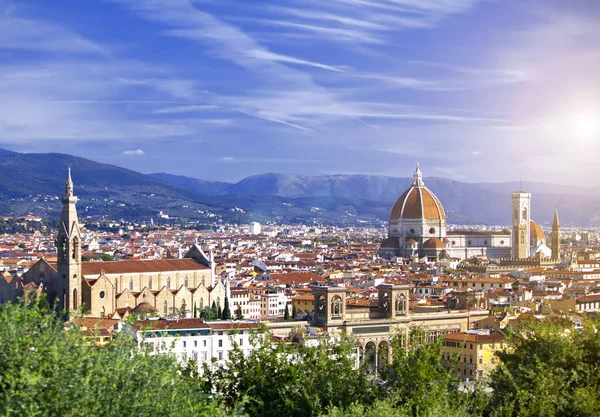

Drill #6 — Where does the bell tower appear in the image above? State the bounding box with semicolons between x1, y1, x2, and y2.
511;188;531;259
551;208;560;260
56;169;82;312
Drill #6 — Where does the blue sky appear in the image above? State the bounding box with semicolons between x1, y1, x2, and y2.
1;0;599;184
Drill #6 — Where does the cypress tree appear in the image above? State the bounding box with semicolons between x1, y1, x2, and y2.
235;305;243;320
292;304;298;319
284;304;290;320
222;296;232;320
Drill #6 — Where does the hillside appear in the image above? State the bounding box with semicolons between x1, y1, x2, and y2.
152;172;600;227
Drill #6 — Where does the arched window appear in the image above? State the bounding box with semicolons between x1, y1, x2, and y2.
200;297;204;309
522;207;527;221
520;231;525;244
100;306;105;318
72;237;79;260
331;296;342;317
395;293;406;315
184;276;189;287
202;277;206;287
163;300;168;315
148;277;152;290
73;288;78;309
129;277;133;291
167;277;171;289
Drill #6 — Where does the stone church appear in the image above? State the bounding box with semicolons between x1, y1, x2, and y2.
22;170;229;318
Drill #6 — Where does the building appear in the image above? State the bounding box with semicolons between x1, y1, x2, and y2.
380;164;511;261
249;222;262;235
441;329;507;380
20;171;229;318
130;318;258;372
380;164;561;263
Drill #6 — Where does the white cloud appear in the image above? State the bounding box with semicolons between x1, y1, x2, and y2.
472;150;482;156
123;149;145;156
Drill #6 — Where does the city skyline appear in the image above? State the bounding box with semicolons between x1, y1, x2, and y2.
1;0;599;184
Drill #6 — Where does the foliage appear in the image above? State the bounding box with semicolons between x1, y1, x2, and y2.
201;304;219;321
0;299;232;417
292;304;298;319
81;253;114;262
235;305;243;320
222;296;232;320
202;330;375;417
284;303;290;320
487;317;600;417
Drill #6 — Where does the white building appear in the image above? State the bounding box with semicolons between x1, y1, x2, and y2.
249;222;262;235
132;318;258;372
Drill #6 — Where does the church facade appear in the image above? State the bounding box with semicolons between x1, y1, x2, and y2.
22;171;229;318
380;164;560;262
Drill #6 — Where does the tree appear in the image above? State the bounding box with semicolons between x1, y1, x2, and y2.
0;298;232;416
487;317;600;416
284;303;290;320
221;297;231;320
292;304;298;319
202;330;375;417
217;305;222;320
234;305;243;320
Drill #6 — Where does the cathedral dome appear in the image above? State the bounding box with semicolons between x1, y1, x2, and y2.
530;221;544;240
390;164;446;222
380;237;399;248
423;237;445;249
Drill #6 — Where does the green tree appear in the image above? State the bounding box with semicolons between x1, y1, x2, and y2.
203;330;374;417
222;297;231;320
487;317;600;416
284;303;290;320
217;305;222;320
292;304;298;319
0;298;232;417
235;305;243;320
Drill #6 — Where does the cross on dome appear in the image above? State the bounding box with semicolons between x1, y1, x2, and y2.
412;162;424;187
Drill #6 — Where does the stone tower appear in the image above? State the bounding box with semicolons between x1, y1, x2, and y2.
56;169;82;312
511;188;531;259
311;283;347;325
551;208;560;260
377;283;410;318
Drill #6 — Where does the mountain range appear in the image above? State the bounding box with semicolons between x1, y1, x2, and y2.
0;148;598;226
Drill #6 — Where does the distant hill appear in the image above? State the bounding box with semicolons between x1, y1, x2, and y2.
153;172;600;227
1;148;598;226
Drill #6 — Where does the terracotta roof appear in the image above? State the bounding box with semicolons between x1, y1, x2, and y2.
530;221;545;240
82;258;208;277
269;272;325;285
390;186;445;221
423;237;445;250
132;302;159;314
444;331;506;343
380;237;400;248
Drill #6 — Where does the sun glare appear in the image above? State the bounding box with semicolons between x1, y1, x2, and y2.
572;112;600;139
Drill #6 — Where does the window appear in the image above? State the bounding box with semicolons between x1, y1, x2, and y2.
239;338;243;346
129;277;133;291
183;341;186;348
203;340;207;347
99;290;105;299
218;351;223;360
167;277;171;288
73;288;78;309
429;227;436;234
184;276;189;287
194;340;198;347
218;340;223;347
163;301;167;315
409;229;415;234
148;277;152;290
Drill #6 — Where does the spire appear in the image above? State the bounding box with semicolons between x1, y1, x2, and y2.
65;168;73;197
412;162;424;187
552;207;560;229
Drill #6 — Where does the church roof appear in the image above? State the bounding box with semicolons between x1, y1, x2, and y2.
82;258;208;277
423;237;445;249
390;164;446;222
380;237;400;248
530;221;545;240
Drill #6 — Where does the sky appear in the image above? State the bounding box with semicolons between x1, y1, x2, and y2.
1;0;599;184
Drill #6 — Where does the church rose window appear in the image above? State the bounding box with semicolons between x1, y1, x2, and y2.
429;227;436;234
409;229;415;234
99;290;105;299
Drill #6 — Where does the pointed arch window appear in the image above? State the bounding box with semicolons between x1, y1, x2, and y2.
184;276;189;287
167;277;171;289
199;297;204;309
73;288;78;309
148;277;152;290
163;300;168;316
129;277;133;291
100;307;105;318
72;237;80;260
